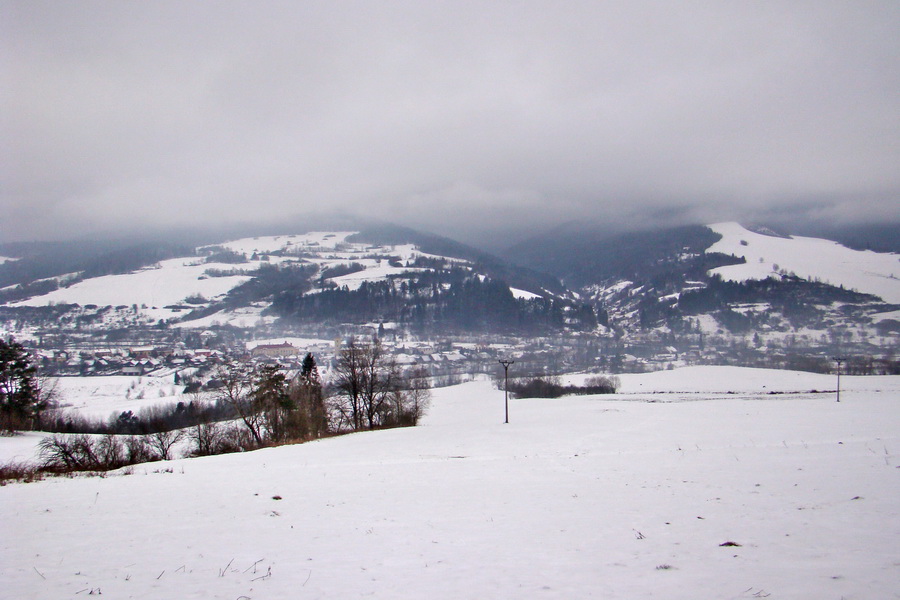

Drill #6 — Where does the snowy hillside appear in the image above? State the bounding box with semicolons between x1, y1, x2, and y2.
9;232;480;325
12;258;254;318
3;367;899;599
708;222;900;303
47;375;185;419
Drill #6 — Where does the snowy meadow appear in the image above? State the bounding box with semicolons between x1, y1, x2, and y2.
2;367;899;599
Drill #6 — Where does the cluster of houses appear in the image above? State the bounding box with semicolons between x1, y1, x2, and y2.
36;345;226;378
32;325;873;385
34;336;530;383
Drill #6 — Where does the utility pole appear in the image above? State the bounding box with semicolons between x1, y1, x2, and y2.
499;359;514;424
833;357;846;402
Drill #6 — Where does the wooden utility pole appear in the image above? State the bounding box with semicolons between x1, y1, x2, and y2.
499;360;514;424
833;356;847;402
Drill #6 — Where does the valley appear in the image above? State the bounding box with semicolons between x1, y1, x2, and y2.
1;222;897;385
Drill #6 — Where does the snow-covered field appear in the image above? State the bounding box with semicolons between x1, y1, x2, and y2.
708;222;900;303
169;304;274;329
570;365;900;395
50;375;185;418
2;366;899;599
215;232;356;255
11;258;253;321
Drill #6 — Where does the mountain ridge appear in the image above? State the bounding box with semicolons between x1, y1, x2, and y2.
1;220;898;375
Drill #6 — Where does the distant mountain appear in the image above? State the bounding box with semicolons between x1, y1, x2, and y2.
785;222;900;254
2;219;897;354
0;223;598;336
505;222;738;288
504;221;899;341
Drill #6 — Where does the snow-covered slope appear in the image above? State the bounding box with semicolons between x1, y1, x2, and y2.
568;365;899;395
8;232;355;316
7;232;484;325
49;375;185;419
3;368;899;599
708;222;900;303
12;258;253;311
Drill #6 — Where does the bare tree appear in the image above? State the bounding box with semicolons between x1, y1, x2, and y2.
359;339;399;430
253;365;293;443
215;364;264;447
332;338;366;430
148;429;184;460
124;435;155;463
288;353;326;439
333;338;401;430
403;366;432;425
190;421;224;456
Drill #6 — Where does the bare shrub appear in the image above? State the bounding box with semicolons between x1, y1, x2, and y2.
220;424;253;453
96;434;126;469
39;433;154;472
382;367;431;427
124;435;157;464
0;460;43;484
508;374;619;399
189;421;223;456
584;375;621;393
38;434;99;471
188;420;248;456
147;429;184;460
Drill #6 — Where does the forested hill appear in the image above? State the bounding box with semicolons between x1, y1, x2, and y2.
503;221;899;337
505;224;741;288
2;220;897;341
1;224;603;336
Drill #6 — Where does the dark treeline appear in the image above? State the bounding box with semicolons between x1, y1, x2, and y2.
506;375;619;399
0;240;196;290
40;399;237;435
679;276;882;316
202;247;249;264
347;223;567;295
270;269;598;334
224;263;317;308
509;224;732;288
180;263;318;322
629;276;889;333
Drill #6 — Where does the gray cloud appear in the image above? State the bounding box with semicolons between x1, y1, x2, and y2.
2;1;898;243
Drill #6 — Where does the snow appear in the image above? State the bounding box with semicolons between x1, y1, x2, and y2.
216;232;356;255
173;305;275;329
3;366;899;599
510;287;541;300
49;375;185;419
872;309;900;323
326;261;412;290
707;222;900;303
567;365;900;395
246;337;335;351
2;233;483;331
0;432;45;464
12;259;253;314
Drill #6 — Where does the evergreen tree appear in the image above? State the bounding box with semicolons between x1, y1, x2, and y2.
296;352;326;437
301;352;318;383
0;338;45;432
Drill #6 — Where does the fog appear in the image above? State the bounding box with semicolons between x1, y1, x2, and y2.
2;1;898;244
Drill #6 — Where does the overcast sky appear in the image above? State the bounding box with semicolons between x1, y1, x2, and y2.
2;1;898;245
